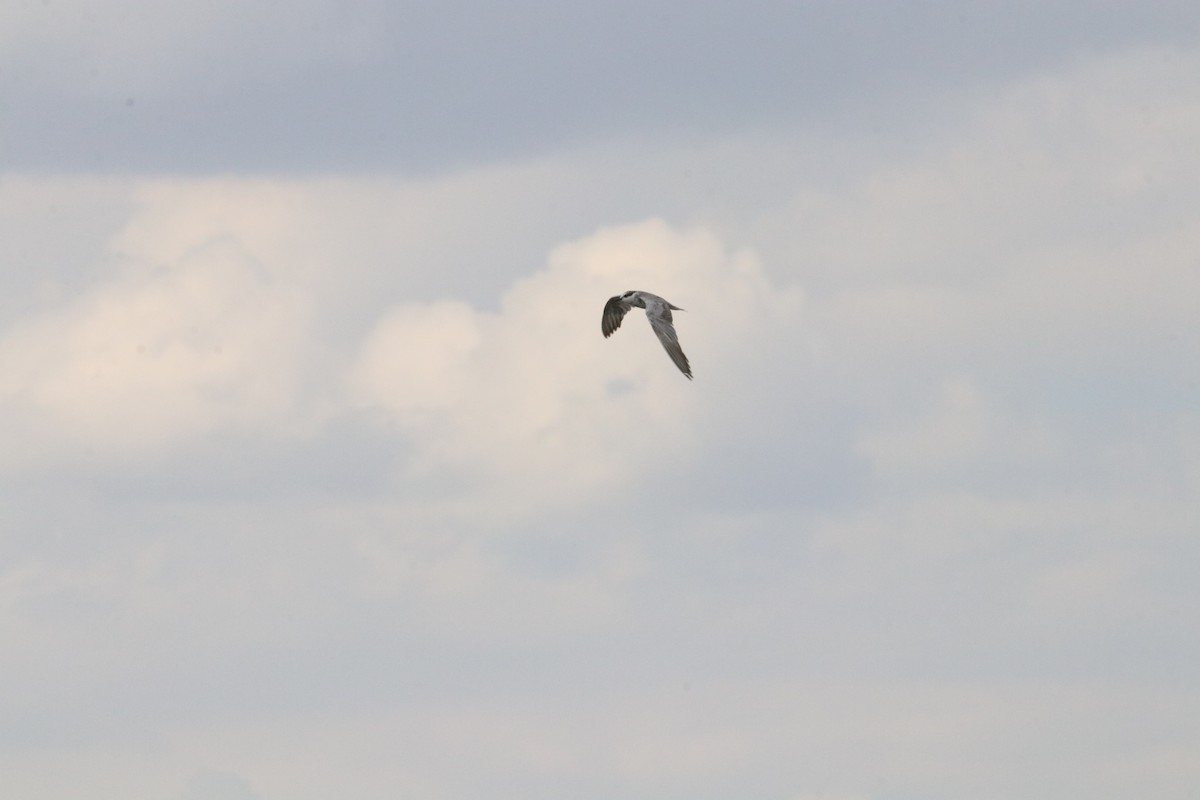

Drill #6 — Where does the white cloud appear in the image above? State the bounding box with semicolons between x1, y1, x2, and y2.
855;377;1061;482
0;235;311;462
349;218;803;517
2;40;1200;800
783;45;1200;285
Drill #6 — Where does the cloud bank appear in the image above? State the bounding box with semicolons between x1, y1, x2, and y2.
1;29;1198;800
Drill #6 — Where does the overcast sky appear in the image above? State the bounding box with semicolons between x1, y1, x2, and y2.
2;2;1199;798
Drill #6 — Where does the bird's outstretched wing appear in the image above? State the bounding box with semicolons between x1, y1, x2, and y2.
601;295;632;338
644;301;693;380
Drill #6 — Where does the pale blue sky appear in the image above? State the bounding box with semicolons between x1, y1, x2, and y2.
5;1;1197;171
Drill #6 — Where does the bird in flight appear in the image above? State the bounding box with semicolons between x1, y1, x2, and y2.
601;290;692;379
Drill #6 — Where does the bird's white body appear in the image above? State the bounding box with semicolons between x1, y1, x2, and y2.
601;290;692;379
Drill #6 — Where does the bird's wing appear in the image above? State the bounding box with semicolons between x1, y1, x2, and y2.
645;301;693;380
601;295;632;337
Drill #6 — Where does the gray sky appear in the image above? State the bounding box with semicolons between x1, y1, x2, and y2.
2;2;1199;798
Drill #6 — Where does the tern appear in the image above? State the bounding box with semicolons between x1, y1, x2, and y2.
601;290;692;380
